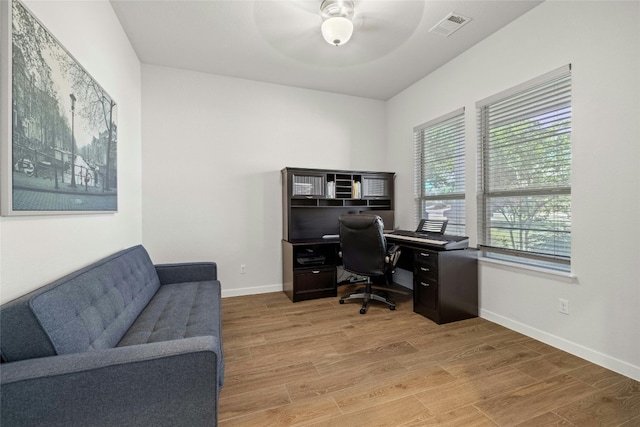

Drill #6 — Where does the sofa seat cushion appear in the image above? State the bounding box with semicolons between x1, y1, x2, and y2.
117;280;224;386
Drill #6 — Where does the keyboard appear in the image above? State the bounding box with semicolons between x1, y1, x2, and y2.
384;230;469;250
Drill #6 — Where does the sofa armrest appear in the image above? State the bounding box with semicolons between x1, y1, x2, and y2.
155;262;217;284
1;337;220;427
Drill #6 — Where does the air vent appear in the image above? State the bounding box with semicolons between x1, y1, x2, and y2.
429;12;472;37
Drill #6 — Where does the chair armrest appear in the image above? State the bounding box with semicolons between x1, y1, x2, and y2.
1;337;220;426
155;262;217;284
386;245;402;268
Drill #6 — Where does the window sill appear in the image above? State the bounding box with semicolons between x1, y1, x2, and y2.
479;256;577;282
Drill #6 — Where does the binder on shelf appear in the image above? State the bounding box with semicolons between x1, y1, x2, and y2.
326;181;336;199
351;181;361;199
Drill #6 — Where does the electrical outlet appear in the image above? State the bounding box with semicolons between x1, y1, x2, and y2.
559;298;569;315
240;264;246;274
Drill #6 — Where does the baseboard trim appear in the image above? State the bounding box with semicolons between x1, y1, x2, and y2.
222;284;282;298
481;309;640;382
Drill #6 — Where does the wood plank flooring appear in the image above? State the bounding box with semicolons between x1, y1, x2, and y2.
219;285;640;426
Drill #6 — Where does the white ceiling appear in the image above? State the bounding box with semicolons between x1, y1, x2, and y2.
110;0;543;100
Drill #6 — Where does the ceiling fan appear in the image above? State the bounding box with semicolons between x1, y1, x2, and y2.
319;0;355;46
253;0;425;66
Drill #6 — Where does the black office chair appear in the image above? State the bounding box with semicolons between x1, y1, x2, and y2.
338;214;401;314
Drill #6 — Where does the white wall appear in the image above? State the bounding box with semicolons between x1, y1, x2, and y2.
0;1;142;303
141;65;386;297
387;0;640;380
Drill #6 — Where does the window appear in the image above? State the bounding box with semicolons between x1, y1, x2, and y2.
414;108;466;236
477;65;571;271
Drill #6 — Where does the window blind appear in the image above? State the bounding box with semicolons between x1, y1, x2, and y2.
477;65;571;271
414;108;466;236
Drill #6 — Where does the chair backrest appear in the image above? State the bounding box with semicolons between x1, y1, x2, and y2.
338;214;387;277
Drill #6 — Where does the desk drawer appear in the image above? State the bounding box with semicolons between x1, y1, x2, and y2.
414;250;438;268
414;271;437;288
414;261;437;277
414;275;438;310
414;251;438;277
293;267;336;301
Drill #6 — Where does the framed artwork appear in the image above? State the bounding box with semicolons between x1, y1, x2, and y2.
1;0;118;215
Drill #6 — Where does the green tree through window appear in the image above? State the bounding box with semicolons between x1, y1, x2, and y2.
414;109;465;236
478;66;571;270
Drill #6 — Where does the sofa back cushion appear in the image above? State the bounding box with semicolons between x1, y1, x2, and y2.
27;245;161;355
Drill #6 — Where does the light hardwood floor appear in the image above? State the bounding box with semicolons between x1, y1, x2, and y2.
219;285;640;426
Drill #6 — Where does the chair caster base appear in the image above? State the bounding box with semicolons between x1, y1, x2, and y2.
339;283;395;314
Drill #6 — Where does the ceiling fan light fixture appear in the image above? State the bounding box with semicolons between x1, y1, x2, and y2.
321;16;353;46
320;0;354;46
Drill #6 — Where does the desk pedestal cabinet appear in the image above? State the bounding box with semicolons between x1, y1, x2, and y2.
412;248;478;324
282;240;337;302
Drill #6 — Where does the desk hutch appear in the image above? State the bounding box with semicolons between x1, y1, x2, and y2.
281;167;394;302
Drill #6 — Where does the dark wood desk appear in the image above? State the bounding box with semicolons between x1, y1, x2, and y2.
283;236;478;325
280;166;476;323
387;238;478;325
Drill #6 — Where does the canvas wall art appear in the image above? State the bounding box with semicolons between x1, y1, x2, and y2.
1;0;118;215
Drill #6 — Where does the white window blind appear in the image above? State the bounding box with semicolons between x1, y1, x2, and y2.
477;65;571;271
414;108;466;236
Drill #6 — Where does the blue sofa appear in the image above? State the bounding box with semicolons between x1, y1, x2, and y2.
0;245;224;426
